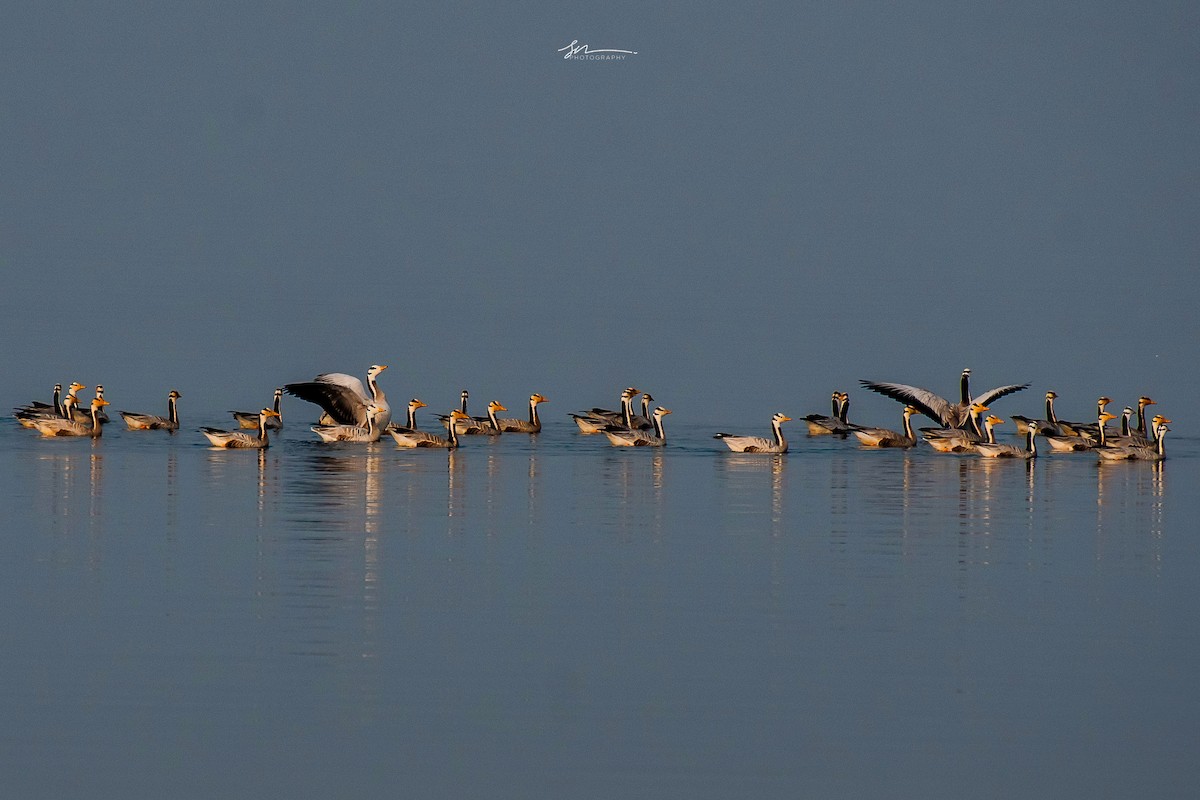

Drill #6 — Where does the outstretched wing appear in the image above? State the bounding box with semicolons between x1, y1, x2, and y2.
859;380;953;427
972;383;1030;407
311;373;370;400
285;373;369;426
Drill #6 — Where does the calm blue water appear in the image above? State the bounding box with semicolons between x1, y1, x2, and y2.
2;413;1197;799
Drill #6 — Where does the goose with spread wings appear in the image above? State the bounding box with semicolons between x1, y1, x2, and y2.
284;364;390;431
860;368;1028;433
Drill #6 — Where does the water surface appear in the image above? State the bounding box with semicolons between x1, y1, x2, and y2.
2;417;1196;799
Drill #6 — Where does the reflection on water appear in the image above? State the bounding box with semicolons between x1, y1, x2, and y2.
447;449;465;527
714;452;786;535
592;450;668;542
3;424;1198;798
1095;458;1167;576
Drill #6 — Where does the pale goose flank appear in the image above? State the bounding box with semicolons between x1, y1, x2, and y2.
714;413;791;453
119;390;182;431
603;406;670;447
497;394;549;433
31;397;110;438
201;409;280;449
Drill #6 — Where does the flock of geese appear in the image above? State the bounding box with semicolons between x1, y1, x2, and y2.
10;366;1172;462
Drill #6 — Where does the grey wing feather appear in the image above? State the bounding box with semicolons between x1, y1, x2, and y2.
860;381;952;426
285;380;364;425
311;373;370;399
971;383;1030;407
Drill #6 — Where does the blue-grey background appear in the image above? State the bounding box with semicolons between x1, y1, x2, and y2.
3;2;1196;427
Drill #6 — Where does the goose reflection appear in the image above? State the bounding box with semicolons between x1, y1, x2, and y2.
597;450;667;540
284;444;385;533
166;448;179;530
1095;455;1166;545
714;452;786;534
33;444;108;527
446;450;467;527
85;447;106;562
203;445;274;517
526;451;540;523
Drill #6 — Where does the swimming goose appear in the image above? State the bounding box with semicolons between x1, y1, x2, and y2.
389;399;459;447
604;407;671;447
391;409;468;449
571;387;639;434
860;368;1028;433
18;391;82;429
232;388;283;430
1055;396;1112;439
1133;396;1157;438
284;364;390;430
67;385;110;425
1044;409;1117;452
1013;391;1063;436
853;405;919;448
459;400;507;435
387;398;429;432
714;413;792;453
119;390;182;431
29;381;91;424
980;414;1003;444
1106;407;1135;442
311;403;386;443
1096;420;1170;462
434;389;470;424
497;394;549;433
440;398;506;434
1119;407;1134;436
922;403;990;452
30;397;110;438
1110;412;1168;448
974;418;1038;459
16;382;84;428
14;383;63;418
201;409;280;449
625;393;656;430
803;391;852;436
